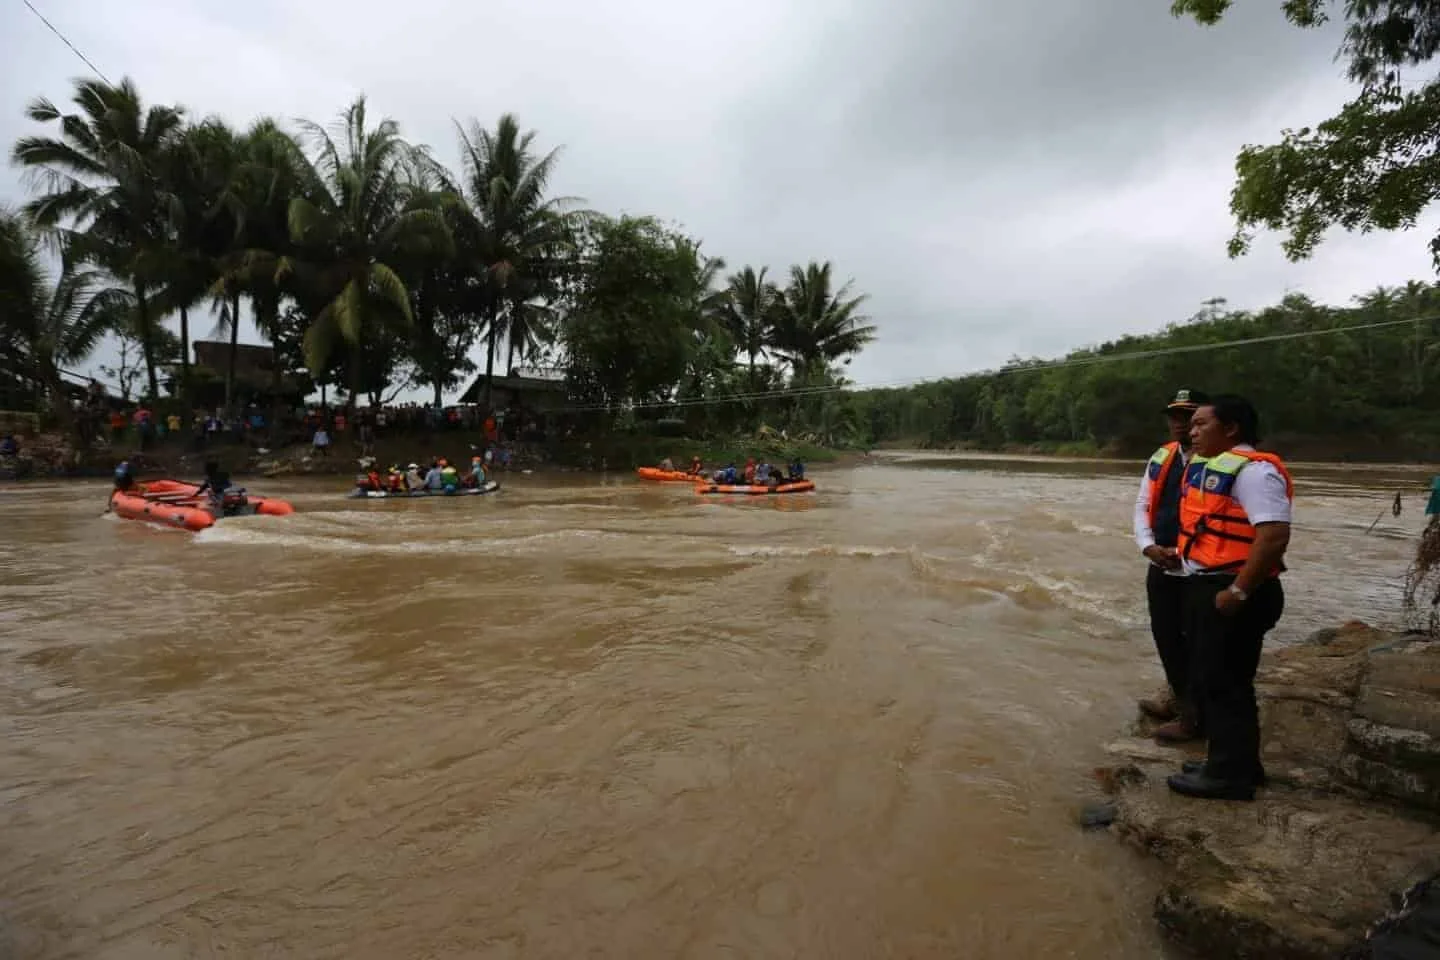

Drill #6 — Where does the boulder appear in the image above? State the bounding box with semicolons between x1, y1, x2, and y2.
1098;622;1440;957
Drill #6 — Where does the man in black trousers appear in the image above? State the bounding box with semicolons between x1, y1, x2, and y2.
1167;395;1292;802
1133;389;1207;741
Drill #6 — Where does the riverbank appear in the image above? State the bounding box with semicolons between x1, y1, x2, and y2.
1088;622;1440;958
882;432;1440;464
0;429;858;482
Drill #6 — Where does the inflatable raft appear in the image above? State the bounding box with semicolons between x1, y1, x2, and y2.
348;481;500;499
109;480;294;532
696;480;815;495
637;467;705;482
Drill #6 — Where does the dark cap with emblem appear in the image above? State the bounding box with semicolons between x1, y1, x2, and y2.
1164;388;1209;415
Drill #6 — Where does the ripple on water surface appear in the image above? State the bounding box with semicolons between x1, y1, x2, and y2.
0;460;1419;957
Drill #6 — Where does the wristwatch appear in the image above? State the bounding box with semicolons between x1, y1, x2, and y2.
1227;584;1248;601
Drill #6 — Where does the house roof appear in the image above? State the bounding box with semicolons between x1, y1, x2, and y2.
192;340;275;373
457;369;567;405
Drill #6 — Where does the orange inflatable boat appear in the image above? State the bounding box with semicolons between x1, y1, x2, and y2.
637;467;705;482
695;480;815;495
109;479;294;532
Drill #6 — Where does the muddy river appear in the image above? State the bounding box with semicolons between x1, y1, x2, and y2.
0;453;1426;958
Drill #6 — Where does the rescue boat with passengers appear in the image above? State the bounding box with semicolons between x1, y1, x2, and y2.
347;480;501;499
108;479;295;532
695;480;816;495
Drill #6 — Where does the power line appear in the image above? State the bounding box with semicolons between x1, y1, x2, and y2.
22;0;110;83
553;314;1432;414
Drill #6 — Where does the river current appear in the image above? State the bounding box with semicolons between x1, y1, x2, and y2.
0;452;1424;958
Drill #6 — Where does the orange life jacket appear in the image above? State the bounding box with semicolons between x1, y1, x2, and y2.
387;473;404;492
1143;441;1183;534
1178;449;1293;575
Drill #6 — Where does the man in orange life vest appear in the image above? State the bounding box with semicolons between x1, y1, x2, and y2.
1133;388;1208;742
1167;395;1292;802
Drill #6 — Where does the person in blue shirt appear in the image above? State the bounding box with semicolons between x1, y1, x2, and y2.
113;458;136;493
419;459;445;491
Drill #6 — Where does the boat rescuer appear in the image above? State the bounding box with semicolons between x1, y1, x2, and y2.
1166;394;1291;803
112;457;137;494
1133;388;1208;745
193;460;234;512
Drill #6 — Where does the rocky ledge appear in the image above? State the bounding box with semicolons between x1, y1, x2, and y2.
1090;622;1440;958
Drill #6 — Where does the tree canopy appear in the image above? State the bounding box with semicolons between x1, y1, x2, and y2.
1172;0;1440;264
0;76;877;442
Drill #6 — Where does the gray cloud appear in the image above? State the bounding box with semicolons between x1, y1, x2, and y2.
0;0;1433;396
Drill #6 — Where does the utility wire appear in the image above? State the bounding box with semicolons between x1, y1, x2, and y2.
22;0;110;83
553;314;1432;414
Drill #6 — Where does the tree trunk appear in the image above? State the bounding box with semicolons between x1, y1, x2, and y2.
433;379;442;409
348;345;360;412
178;304;191;405
225;293;241;416
483;309;497;410
136;284;159;401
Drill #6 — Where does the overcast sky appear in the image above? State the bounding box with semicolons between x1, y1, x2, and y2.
2;0;1436;399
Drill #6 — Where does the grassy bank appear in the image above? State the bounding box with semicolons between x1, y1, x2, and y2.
0;428;850;481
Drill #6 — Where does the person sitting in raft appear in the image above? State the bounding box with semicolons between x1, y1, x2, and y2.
405;462;424;491
386;465;405;493
658;457;675;472
464;455;487;489
419;459;445;491
688;455;703;476
755;461;772;484
440;461;461;493
788;459;805;481
193;460;233;511
714;462;738;485
743;458;757;484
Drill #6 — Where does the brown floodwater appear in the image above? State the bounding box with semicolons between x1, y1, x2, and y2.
0;453;1426;958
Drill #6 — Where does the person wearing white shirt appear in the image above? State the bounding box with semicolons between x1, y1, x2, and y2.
1133;389;1209;742
1166;395;1293;803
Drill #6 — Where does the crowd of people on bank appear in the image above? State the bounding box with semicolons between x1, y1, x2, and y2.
1131;389;1292;803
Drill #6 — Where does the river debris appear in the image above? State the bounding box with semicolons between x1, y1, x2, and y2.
1089;622;1440;959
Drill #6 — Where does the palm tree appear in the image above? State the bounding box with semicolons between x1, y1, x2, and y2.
11;77;185;400
155;118;246;404
769;261;876;382
451;113;579;407
0;211;130;426
718;265;780;382
213;118;312;411
283;97;450;406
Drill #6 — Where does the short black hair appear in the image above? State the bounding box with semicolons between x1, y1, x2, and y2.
1205;394;1260;445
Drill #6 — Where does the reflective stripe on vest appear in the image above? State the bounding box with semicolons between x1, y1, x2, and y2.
1144;442;1183;545
1178;449;1293;574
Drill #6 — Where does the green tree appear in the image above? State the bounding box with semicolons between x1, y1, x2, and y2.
11;77;185;399
717;265;781;382
769;261;876;381
0;211;130;425
561;215;708;411
451;113;578;406
283;97;449;407
1173;0;1440;264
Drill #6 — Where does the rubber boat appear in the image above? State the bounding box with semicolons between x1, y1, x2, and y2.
347;481;501;499
696;480;816;495
108;479;295;532
637;467;705;482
